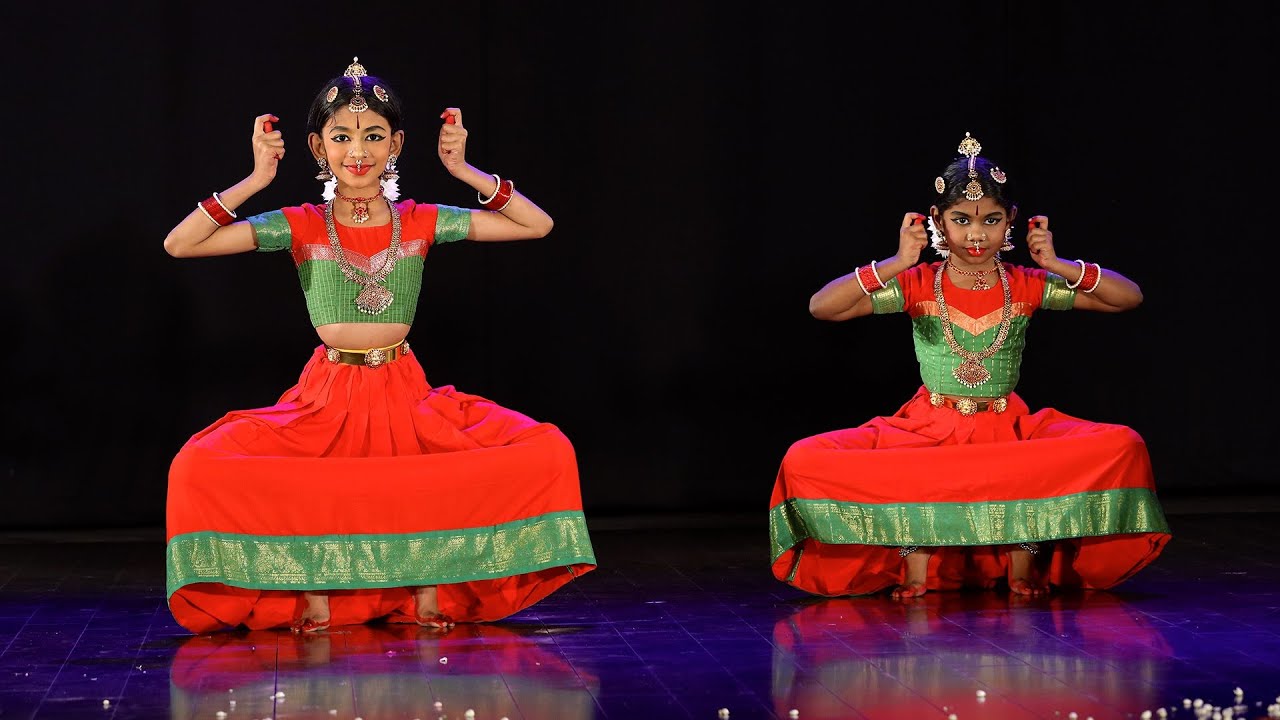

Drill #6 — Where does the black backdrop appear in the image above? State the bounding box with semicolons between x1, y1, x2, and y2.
4;1;1272;529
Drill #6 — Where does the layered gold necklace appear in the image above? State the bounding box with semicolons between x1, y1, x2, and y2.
324;198;402;315
934;259;1012;388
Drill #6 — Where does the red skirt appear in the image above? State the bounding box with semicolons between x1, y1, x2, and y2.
769;386;1170;596
166;346;596;633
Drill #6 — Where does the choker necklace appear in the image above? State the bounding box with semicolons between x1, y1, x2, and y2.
334;187;384;224
949;263;998;291
325;198;401;314
934;259;1012;388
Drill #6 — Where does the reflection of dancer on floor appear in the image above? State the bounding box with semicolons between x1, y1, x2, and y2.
769;133;1169;600
163;58;595;633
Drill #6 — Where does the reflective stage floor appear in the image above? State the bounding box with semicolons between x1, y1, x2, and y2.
1;503;1277;719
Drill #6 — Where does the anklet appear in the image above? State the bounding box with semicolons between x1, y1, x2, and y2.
898;545;920;557
1018;542;1040;554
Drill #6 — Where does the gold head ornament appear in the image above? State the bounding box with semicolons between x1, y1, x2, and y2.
934;132;1009;200
343;56;369;113
326;56;388;113
959;132;984;201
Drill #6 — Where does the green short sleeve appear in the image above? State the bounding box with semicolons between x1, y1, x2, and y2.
246;210;292;252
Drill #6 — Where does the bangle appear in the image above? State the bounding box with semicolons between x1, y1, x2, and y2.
869;260;884;288
1081;262;1102;293
212;192;236;219
480;177;515;211
197;193;236;227
1064;258;1087;289
855;263;885;295
478;174;502;205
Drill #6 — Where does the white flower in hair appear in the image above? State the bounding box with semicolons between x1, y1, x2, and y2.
321;176;399;201
380;177;400;201
928;216;949;258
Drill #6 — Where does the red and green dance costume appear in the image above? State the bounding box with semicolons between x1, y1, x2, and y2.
166;201;596;633
770;262;1169;596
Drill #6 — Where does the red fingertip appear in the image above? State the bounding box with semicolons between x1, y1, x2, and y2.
912;217;924;226
263;121;273;133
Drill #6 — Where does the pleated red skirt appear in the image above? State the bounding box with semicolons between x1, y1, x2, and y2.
166;345;596;633
770;386;1170;596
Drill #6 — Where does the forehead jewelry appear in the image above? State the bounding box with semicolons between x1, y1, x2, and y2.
935;132;1010;198
344;57;369;113
328;57;390;114
958;132;984;201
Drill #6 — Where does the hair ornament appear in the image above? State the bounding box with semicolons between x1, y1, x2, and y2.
990;166;1007;184
934;176;946;194
957;132;985;201
344;56;369;113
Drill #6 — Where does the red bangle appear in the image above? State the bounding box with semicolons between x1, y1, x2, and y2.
1080;262;1102;293
197;192;236;227
855;262;885;294
480;177;515;211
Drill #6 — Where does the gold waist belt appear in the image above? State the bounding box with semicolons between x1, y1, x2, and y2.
324;339;410;369
929;391;1008;416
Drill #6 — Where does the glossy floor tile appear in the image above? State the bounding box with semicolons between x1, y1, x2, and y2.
0;508;1277;719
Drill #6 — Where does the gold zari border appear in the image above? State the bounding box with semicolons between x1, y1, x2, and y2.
769;489;1170;562
167;511;595;598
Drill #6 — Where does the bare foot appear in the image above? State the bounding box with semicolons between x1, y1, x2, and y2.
414;586;455;629
891;581;928;599
891;549;932;599
290;591;331;633
1008;547;1049;597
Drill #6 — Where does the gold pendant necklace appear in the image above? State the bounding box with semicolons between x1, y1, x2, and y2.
334;187;384;224
934;260;1012;388
948;263;996;291
324;198;402;314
